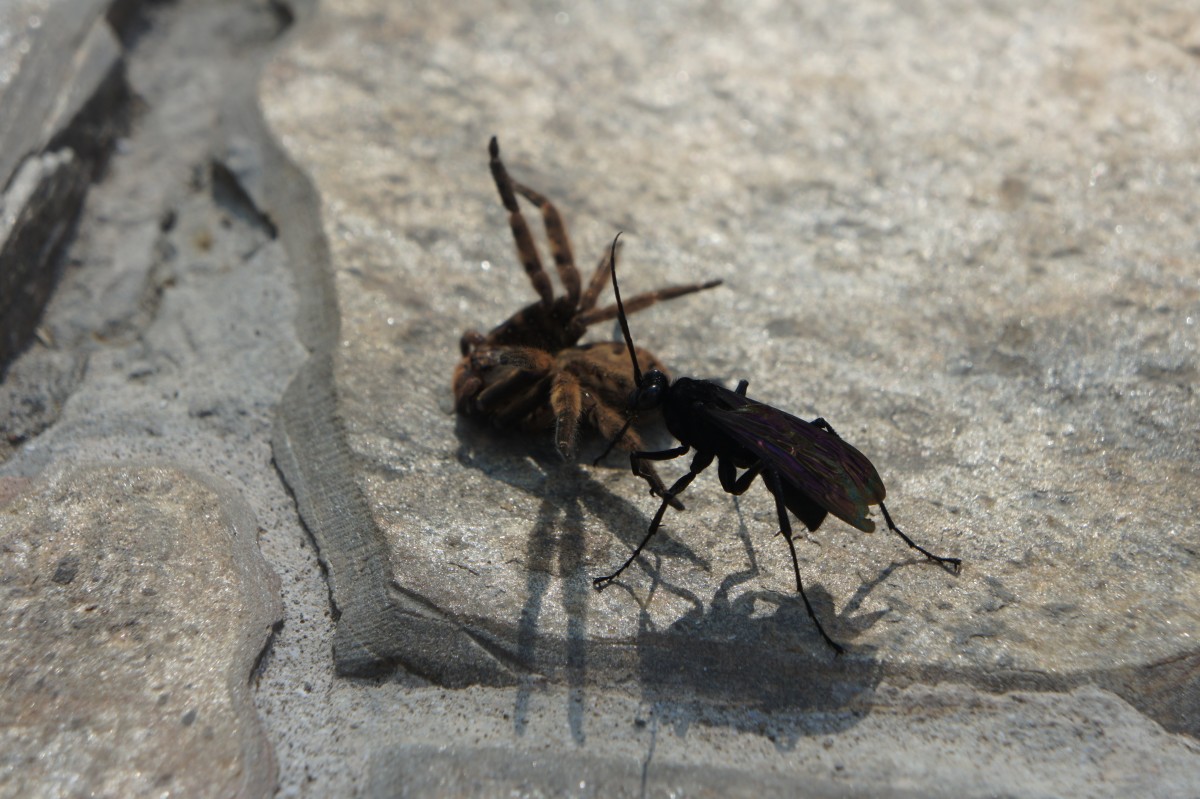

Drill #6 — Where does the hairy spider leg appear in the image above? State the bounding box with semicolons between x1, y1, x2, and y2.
578;278;724;326
471;346;556;372
483;377;548;422
548;369;584;455
489;137;554;307
549;350;631;457
545;348;678;504
549;360;640;458
459;330;486;356
579;247;617;312
512;182;581;306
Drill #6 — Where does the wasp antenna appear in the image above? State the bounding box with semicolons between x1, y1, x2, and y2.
592;415;635;466
608;232;643;386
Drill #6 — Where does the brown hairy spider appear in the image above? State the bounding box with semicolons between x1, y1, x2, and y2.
454;137;720;474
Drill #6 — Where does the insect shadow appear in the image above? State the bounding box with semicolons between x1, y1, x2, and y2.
626;499;889;748
594;234;962;653
452;436;708;742
453;430;902;744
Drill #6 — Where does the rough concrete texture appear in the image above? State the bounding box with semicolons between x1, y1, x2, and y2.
3;0;1200;796
0;465;281;797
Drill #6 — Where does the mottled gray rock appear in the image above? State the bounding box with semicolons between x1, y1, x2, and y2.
3;0;1197;796
0;465;281;798
366;744;859;799
0;0;127;369
0;2;307;797
263;0;1200;721
0;0;296;460
0;0;120;187
259;1;1200;788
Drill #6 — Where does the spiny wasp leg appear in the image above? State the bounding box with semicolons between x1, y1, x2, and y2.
879;502;962;572
764;469;845;652
812;417;961;572
593;450;711;589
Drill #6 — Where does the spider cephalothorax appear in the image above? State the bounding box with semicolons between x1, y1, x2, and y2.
453;137;720;463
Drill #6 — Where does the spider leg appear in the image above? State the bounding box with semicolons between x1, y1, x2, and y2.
475;367;544;416
460;330;485;356
489;137;554;307
580;389;632;449
451;372;483;414
471;346;556;373
578;279;723;325
579;245;616;312
549;370;583;459
494;377;554;428
452;352;484;411
553;347;634;459
594;449;713;589
551;351;681;510
764;468;844;653
513;182;581;307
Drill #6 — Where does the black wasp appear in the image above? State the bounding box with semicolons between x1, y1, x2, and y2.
594;234;961;653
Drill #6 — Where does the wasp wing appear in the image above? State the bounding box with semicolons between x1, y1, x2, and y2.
704;397;886;533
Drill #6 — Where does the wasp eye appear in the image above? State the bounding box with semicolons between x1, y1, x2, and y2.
632;370;669;411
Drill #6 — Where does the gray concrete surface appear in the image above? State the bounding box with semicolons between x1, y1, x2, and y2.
2;0;1199;797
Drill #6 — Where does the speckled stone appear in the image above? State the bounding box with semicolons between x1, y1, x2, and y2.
0;465;281;797
265;0;1199;700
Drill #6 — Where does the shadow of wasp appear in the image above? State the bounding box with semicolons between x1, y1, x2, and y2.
594;234;962;653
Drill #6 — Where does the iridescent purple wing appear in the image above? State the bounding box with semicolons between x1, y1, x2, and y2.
703;398;886;533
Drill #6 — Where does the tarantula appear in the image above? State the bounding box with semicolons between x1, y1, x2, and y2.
453;137;720;471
